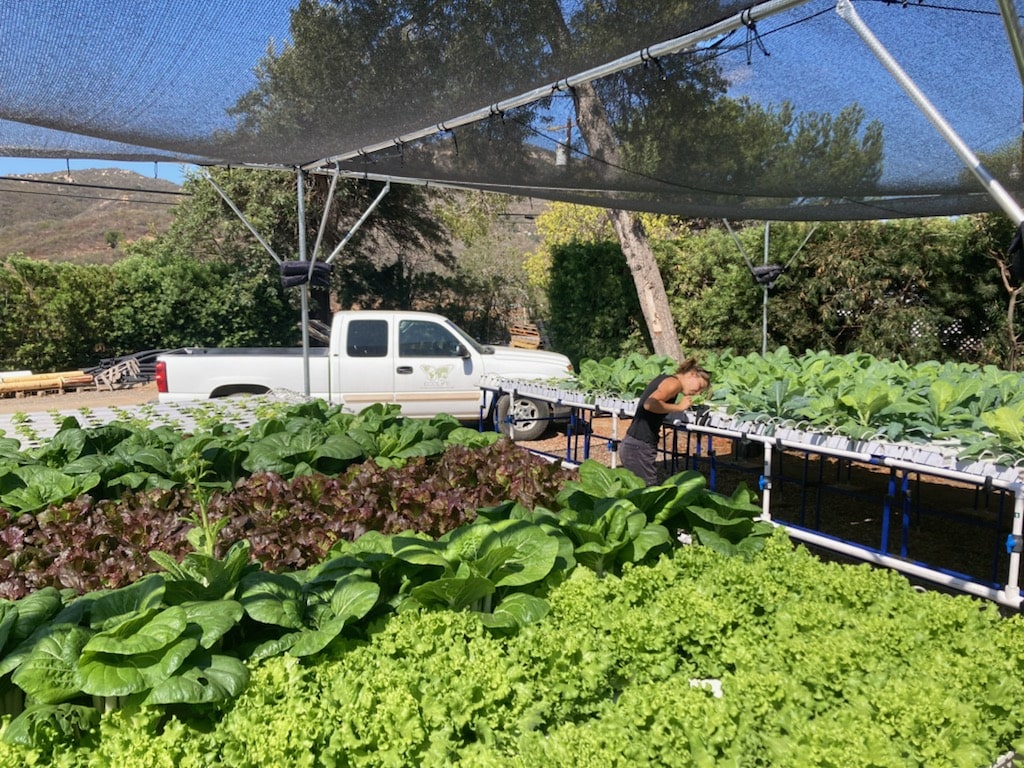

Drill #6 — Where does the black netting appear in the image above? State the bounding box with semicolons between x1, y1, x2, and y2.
0;0;1021;220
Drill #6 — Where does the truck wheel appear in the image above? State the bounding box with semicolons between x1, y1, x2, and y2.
496;395;549;441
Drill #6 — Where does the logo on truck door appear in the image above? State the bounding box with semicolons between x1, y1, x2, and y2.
421;364;454;386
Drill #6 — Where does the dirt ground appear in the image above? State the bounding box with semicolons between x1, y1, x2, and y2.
0;382;160;415
0;385;1013;595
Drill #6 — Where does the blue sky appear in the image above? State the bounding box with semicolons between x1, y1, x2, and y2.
720;0;1022;186
0;157;193;186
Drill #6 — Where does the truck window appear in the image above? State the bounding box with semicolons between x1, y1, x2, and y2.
399;319;462;357
347;320;388;357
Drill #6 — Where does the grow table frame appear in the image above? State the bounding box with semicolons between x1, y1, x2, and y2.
480;375;1024;610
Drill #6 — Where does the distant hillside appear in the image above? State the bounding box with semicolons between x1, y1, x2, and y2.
0;168;184;263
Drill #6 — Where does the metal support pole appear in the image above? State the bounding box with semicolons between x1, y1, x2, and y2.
762;222;770;356
296;168;311;396
324;181;391;264
311;165;340;263
201;170;281;264
837;0;1024;225
997;0;1024;87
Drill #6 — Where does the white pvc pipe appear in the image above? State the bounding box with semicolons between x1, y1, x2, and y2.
836;0;1024;225
1005;490;1024;603
778;522;1021;609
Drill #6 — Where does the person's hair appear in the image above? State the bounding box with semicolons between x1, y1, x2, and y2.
676;357;710;386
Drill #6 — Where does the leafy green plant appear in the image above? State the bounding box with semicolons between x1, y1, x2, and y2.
0;450;771;755
573;347;1024;464
0;439;570;600
5;532;1023;766
0;402;502;518
571;353;678;398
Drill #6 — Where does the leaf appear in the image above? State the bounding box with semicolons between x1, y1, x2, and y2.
330;575;381;623
0;465;101;514
124;446;176;477
32;426;89;465
562;459;644;503
287;616;350;657
410;575;494;611
242;430;323;475
238;572;305;629
142;651;250;705
11;625;92;704
490;593;550;628
392;538;450;569
0;601;17;655
60;453;130;479
487;520;561;588
311;432;366;473
444;427;500;449
77;632;200;697
84;606;188;655
2;703;99;751
89;574;166;630
618;523;672;565
10;587;64;645
181;600;244;649
158;540;254;603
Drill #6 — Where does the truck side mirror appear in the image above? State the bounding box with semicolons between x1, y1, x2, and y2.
456;343;471;359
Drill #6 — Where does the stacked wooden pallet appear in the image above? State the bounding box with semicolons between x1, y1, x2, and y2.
0;371;95;397
93;358;141;391
509;323;542;349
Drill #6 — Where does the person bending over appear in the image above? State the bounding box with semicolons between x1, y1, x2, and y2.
619;358;710;485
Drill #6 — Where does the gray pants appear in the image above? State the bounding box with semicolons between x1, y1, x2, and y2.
619;434;658;485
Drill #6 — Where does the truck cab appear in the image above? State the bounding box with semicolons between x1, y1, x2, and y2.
332;311;573;438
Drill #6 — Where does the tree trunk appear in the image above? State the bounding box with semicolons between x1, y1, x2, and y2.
570;81;683;358
996;257;1023;370
539;1;682;358
606;208;683;358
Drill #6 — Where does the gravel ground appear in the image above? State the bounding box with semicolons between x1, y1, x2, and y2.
0;384;278;447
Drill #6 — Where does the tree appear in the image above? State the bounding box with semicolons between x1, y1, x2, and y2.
545;241;648;366
657;217;1008;365
223;0;885;361
108;246;298;353
0;257;118;371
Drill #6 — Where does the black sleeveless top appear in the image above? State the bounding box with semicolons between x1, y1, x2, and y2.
626;374;674;446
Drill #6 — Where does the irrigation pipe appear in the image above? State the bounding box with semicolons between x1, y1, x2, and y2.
779;520;1022;609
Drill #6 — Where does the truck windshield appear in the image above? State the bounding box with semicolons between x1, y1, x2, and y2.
444;320;490;354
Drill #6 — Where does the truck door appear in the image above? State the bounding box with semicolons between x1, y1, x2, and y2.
394;317;479;418
335;318;395;411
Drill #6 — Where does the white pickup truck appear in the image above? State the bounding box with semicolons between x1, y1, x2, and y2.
155;310;573;440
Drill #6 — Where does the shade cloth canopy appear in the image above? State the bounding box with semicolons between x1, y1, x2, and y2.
1;0;1022;220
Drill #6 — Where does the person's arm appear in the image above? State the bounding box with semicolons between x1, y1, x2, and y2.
642;377;692;414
